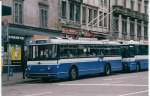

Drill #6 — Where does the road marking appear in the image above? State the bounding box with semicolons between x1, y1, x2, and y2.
109;81;123;84
103;75;140;81
103;72;148;81
58;83;148;87
24;92;52;96
119;90;148;96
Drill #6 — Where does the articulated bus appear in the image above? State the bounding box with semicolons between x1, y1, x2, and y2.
121;40;148;72
26;38;148;80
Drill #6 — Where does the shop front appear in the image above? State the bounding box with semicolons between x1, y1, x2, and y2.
92;31;109;40
2;24;61;73
82;30;95;38
62;27;81;39
2;35;25;73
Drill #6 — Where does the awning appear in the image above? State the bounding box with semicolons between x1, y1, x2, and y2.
2;23;61;37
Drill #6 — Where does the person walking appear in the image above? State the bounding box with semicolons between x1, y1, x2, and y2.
22;54;27;79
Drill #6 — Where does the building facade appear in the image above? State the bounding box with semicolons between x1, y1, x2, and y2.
83;0;148;41
110;0;148;41
60;0;110;39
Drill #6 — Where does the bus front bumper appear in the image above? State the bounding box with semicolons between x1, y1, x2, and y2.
26;73;57;79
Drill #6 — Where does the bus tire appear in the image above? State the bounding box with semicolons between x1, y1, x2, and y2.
41;78;50;82
136;63;141;72
69;66;78;80
123;63;130;73
104;64;111;76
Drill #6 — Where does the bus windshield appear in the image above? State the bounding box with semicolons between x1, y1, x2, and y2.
28;44;57;60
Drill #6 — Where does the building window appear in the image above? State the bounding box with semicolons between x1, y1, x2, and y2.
13;0;23;24
93;10;98;25
113;16;119;32
138;0;141;12
104;13;107;27
70;2;75;21
82;7;86;25
101;0;104;7
122;18;127;35
61;1;67;19
131;0;134;10
39;5;48;28
104;0;107;7
123;0;126;8
99;11;103;26
130;20;135;36
144;2;148;14
144;23;148;40
75;4;81;22
88;8;92;23
115;0;118;5
137;21;141;41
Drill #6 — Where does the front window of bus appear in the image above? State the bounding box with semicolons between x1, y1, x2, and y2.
29;45;57;60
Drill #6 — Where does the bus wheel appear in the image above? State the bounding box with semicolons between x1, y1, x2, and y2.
104;64;111;76
123;64;130;73
69;66;78;80
136;64;140;72
41;78;50;82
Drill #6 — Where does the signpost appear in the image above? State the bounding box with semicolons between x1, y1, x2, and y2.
2;5;12;80
3;19;12;80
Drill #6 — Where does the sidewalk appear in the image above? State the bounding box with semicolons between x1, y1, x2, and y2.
2;72;32;86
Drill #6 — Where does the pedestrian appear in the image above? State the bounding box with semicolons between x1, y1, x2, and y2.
22;54;27;79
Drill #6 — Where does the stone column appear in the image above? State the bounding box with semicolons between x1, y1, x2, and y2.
141;21;144;40
118;15;122;40
80;4;83;25
66;0;70;21
141;0;144;13
134;19;137;40
86;7;89;29
97;9;100;28
134;0;138;11
127;17;130;40
74;5;76;21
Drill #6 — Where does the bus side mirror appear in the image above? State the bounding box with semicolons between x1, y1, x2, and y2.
56;55;60;60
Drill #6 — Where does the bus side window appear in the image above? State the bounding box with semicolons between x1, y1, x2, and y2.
121;47;128;58
129;45;135;57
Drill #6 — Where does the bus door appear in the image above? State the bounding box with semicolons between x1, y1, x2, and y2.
121;45;135;59
121;45;135;71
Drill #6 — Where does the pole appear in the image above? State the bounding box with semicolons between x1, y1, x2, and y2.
108;0;111;40
5;21;11;80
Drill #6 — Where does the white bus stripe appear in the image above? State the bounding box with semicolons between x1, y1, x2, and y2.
135;55;148;60
28;57;122;65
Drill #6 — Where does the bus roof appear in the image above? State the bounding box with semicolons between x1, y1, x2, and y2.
29;38;121;45
118;40;148;45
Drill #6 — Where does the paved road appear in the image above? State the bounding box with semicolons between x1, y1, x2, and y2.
2;71;148;96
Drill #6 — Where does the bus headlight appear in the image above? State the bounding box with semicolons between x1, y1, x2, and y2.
28;66;31;70
48;66;51;70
